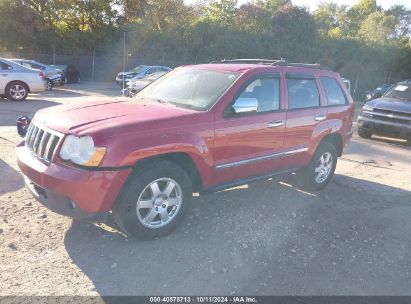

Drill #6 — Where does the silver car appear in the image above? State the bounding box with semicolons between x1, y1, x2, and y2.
0;58;47;101
116;65;171;87
12;59;63;90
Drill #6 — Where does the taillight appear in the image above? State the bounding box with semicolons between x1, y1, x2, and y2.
39;71;45;79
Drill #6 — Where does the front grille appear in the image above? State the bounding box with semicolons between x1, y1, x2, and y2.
368;108;411;125
25;123;62;164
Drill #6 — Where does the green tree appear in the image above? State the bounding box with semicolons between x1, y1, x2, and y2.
207;0;237;26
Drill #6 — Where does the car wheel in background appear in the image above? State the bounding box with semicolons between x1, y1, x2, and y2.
5;82;29;101
297;141;337;191
113;159;192;239
358;128;372;139
46;80;53;91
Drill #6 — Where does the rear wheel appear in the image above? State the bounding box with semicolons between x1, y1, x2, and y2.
113;159;192;239
358;128;372;139
297;142;337;191
5;82;28;101
46;79;53;91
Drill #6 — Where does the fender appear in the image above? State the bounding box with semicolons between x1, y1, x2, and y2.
97;128;215;187
309;120;332;155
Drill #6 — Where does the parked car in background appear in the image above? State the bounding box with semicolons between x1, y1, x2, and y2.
12;59;63;90
358;80;411;141
0;58;47;101
17;59;354;239
121;71;169;97
365;83;393;101
50;64;80;84
116;65;171;87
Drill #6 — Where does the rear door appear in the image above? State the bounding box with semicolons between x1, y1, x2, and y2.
283;73;328;167
213;73;286;185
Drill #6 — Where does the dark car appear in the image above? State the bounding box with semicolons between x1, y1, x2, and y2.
50;64;80;84
358;80;411;141
365;83;393;101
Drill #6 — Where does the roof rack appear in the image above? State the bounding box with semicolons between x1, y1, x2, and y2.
210;58;327;70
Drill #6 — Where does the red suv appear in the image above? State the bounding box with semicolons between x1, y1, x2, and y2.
16;59;354;239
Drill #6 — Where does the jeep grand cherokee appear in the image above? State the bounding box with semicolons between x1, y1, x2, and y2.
16;59;354;239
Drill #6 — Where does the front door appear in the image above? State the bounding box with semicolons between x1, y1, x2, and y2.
213;74;286;185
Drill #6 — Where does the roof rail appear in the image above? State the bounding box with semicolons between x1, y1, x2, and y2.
211;58;327;70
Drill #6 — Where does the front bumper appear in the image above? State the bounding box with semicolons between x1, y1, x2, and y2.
16;143;132;217
357;115;411;139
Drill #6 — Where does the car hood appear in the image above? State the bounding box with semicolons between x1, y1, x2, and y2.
34;98;196;134
367;97;411;114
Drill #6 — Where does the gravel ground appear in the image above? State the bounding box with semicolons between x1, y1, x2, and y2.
0;83;410;296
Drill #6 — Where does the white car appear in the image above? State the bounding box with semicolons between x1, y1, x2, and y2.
0;58;47;101
11;59;63;90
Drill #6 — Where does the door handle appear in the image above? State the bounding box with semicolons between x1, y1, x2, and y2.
267;120;284;128
314;114;327;121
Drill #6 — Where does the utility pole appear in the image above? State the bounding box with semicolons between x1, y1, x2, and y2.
122;30;126;94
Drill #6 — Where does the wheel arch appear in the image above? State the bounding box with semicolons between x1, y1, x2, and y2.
320;133;343;157
6;80;31;93
132;152;204;192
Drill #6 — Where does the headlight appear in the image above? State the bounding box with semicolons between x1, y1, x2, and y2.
362;104;373;112
59;135;106;167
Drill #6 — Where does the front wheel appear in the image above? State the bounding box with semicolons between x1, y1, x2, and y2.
113;160;192;239
297;142;337;191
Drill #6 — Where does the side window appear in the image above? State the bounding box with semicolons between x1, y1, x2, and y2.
287;78;320;109
0;62;12;70
321;77;347;106
235;77;280;113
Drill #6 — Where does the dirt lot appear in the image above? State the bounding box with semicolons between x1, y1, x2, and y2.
1;83;410;296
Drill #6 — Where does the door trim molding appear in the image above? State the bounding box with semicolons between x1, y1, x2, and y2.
215;146;308;170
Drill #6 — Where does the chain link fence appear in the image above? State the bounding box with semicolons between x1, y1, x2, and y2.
0;52;192;82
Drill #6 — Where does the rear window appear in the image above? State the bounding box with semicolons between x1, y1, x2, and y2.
384;84;411;100
287;79;320;109
320;77;347;106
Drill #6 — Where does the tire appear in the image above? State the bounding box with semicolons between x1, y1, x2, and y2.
297;141;338;191
5;81;29;101
358;128;372;139
112;159;192;239
46;79;53;91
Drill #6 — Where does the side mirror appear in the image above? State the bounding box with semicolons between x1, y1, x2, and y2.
7;66;13;70
373;92;382;99
232;97;258;114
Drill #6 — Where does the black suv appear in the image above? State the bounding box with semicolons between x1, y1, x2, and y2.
358;80;411;141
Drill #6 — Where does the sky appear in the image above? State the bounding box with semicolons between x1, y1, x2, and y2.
186;0;411;10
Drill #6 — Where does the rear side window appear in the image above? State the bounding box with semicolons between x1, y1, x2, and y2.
237;77;280;112
287;79;320;109
321;77;347;106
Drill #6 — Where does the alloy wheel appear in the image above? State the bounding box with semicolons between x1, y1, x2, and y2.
314;152;333;184
9;84;27;100
136;178;183;229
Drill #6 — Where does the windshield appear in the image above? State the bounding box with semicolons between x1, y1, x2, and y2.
384;84;411;100
137;68;240;111
130;65;147;73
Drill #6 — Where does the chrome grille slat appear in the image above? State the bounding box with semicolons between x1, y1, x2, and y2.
29;127;39;149
38;132;51;158
25;123;62;164
33;130;44;155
